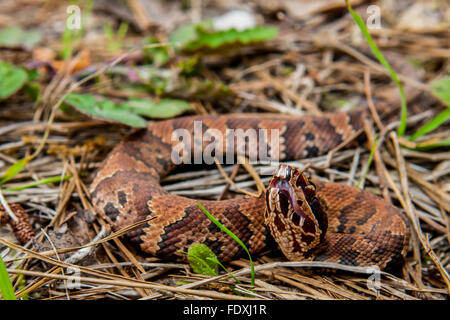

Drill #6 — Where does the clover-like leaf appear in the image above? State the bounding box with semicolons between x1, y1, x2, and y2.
187;243;219;276
0;61;28;99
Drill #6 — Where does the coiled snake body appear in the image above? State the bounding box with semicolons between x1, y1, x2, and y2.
90;108;410;270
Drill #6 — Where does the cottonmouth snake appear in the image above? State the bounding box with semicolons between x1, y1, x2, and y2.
90;108;410;270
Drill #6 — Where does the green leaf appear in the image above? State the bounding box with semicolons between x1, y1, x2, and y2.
0;256;16;300
430;77;450;107
184;26;278;52
143;37;170;66
24;68;39;81
0;157;31;185
410;108;450;141
177;57;200;77
187;244;219;276
62;93;147;128
168;20;213;47
0;27;41;48
24;81;41;102
169;20;277;52
0;27;23;46
345;1;408;136
197;201;256;286
122;98;192;119
0;61;28;99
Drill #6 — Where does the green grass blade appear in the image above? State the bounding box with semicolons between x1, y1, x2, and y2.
197;201;255;286
0;157;31;185
206;257;241;284
356;135;378;188
414;138;450;150
345;0;408;136
0;256;16;300
8;174;72;190
3;174;72;191
410;108;450;141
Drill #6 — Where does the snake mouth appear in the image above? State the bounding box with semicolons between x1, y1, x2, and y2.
267;178;308;227
265;165;328;253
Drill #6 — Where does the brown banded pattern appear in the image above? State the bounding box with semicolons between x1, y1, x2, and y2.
89;108;410;269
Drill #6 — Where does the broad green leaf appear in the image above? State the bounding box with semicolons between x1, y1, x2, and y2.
184;26;278;51
0;257;16;300
122;98;192;119
410;108;450;141
168;20;213;47
62;93;147;128
169;20;277;52
187;244;218;276
0;27;22;46
21;29;41;48
345;0;408;136
0;157;31;185
0;27;41;48
0;62;28;99
430;77;450;107
197;201;255;286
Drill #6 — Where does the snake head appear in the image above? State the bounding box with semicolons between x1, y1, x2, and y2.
264;164;328;260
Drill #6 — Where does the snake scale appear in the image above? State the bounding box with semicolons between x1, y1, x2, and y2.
90;106;410;270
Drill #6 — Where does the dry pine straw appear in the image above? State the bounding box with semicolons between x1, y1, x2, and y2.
0;3;449;300
1;97;448;300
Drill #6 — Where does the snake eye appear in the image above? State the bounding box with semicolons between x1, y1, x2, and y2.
296;174;308;188
303;184;316;199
